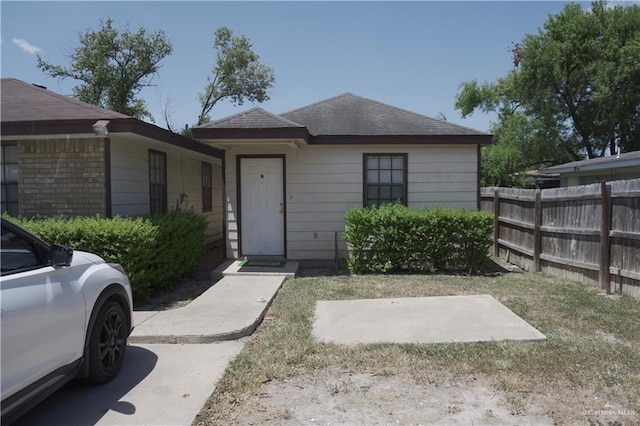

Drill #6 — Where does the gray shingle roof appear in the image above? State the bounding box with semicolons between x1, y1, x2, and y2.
0;78;222;159
189;93;493;145
1;78;130;122
197;107;305;129
281;93;488;136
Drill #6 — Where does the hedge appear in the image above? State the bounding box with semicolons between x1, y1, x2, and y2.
344;203;493;274
6;211;206;301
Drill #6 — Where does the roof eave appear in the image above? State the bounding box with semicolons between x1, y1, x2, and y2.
309;134;493;145
192;127;311;143
203;138;308;151
2;119;100;137
1;118;223;159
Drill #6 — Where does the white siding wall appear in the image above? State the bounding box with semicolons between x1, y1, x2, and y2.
110;139;149;216
225;143;478;260
110;136;223;244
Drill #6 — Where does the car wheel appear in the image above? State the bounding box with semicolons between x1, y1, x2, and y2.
84;300;127;384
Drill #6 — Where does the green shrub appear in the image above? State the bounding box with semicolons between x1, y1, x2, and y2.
146;210;206;293
344;204;493;274
6;212;206;301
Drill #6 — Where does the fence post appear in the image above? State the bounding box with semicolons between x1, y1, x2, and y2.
600;181;611;294
493;189;500;257
533;189;542;272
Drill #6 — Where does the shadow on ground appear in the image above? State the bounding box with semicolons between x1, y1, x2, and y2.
15;346;157;426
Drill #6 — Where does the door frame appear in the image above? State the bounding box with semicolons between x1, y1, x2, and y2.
236;154;287;257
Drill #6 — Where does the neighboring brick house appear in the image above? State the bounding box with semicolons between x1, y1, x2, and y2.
0;78;224;246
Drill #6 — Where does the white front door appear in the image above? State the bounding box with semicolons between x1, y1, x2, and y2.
240;157;285;256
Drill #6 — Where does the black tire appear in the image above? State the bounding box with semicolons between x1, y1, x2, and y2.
84;300;128;384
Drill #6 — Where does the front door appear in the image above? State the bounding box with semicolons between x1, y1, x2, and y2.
240;157;285;256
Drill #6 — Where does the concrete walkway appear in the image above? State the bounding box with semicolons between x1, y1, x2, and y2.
130;259;297;344
130;275;285;344
16;342;244;426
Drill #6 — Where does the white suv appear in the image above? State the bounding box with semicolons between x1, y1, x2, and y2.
0;218;134;424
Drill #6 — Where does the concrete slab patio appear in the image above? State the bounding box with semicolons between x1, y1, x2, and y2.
313;294;546;345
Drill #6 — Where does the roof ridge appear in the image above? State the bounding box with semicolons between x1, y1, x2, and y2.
255;108;305;127
205;106;304;128
280;92;354;116
6;78;132;119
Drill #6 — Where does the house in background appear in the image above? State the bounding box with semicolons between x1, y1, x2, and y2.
0;78;224;248
193;93;492;261
540;151;640;187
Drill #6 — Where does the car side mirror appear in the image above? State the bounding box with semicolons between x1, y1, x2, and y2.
51;244;73;267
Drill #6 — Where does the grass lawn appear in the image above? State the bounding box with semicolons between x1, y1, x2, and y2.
193;271;640;425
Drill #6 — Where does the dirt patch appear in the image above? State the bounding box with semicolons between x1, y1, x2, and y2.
134;269;217;311
233;369;554;425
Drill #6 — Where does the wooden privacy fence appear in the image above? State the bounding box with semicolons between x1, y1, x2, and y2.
481;179;640;297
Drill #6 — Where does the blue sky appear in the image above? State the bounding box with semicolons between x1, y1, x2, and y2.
1;1;598;133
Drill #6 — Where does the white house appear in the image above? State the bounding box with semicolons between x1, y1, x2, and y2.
192;93;492;260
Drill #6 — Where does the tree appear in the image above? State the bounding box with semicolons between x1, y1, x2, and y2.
456;75;573;187
37;18;173;120
197;27;275;125
514;1;640;158
456;1;640;186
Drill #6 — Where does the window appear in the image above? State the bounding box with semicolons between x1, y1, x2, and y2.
1;144;19;216
201;162;213;212
364;154;407;207
1;223;43;274
149;150;167;214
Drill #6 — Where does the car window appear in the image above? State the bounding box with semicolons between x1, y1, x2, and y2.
1;226;44;274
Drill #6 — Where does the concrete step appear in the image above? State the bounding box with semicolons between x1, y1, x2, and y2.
212;259;299;280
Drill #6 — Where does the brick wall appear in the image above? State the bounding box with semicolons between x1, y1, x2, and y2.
18;138;107;217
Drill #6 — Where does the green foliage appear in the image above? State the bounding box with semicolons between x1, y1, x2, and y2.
145;210;206;294
480;112;564;188
456;1;640;186
36;18;173;120
516;1;640;157
8;212;205;301
457;75;575;187
197;26;275;125
343;204;493;274
481;143;534;188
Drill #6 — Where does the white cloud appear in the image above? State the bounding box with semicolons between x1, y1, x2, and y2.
12;38;42;55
